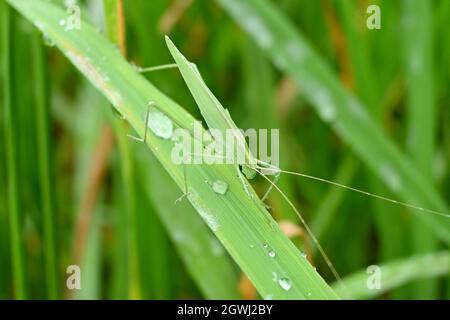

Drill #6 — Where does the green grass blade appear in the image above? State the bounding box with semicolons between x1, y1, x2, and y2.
334;0;409;298
311;155;358;241
7;0;338;299
333;251;449;300
31;29;59;300
104;0;235;299
217;0;450;243
2;2;27;299
0;0;11;299
402;0;439;299
102;0;141;298
135;146;240;299
74;203;103;300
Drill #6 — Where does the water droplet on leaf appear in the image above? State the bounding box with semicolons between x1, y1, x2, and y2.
42;33;55;47
146;107;173;140
111;105;125;120
278;278;292;291
212;180;228;195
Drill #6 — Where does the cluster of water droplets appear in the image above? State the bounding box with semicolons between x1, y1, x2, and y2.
263;243;276;258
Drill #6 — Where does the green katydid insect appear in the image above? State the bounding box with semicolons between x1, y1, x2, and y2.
163;37;345;285
161;38;450;218
130;37;450;287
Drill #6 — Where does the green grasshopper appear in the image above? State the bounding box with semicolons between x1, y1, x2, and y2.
131;37;450;286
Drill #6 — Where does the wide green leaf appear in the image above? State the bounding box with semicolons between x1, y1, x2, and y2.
7;0;338;299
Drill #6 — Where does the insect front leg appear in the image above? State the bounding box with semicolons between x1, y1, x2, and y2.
255;159;281;203
261;171;281;202
127;101;154;143
175;155;191;204
236;164;252;198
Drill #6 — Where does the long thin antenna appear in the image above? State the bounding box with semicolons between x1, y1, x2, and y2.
253;167;346;291
260;167;450;219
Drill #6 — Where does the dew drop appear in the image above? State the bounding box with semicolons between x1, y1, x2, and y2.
314;91;337;122
146;107;173;140
272;272;278;282
42;33;55;47
268;250;276;258
111;105;125;120
212;180;228;195
300;251;307;258
263;244;269;249
379;164;402;192
278;278;292;291
59;19;66;27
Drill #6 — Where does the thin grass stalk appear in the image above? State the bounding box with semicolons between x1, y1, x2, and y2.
2;2;27;299
103;0;141;298
31;30;59;299
402;0;439;299
333;251;449;299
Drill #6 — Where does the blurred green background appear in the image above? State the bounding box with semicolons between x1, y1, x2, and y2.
0;0;449;300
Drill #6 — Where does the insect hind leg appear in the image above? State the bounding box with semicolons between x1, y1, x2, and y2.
236;164;253;198
261;171;280;202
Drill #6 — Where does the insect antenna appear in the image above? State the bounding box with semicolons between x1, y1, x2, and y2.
259;167;450;219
